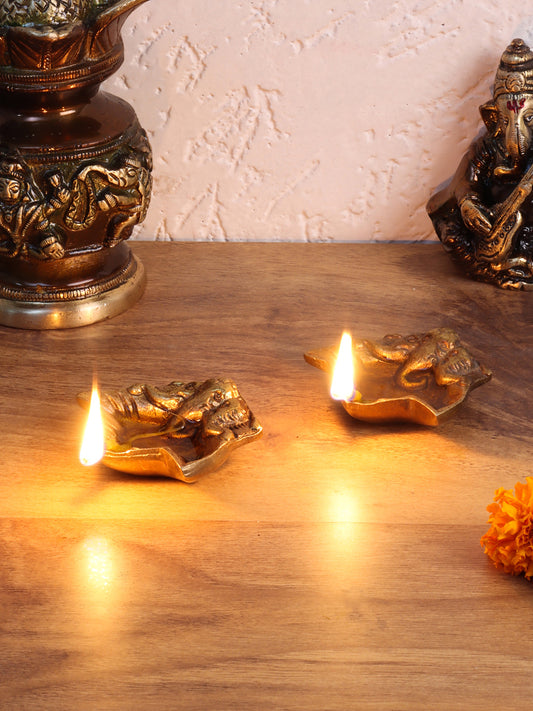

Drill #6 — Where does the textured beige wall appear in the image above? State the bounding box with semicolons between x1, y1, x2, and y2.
107;1;533;242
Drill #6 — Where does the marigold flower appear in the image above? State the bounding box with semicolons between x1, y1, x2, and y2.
481;477;533;579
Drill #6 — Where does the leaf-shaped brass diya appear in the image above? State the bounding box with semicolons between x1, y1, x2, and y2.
305;328;491;426
78;378;262;482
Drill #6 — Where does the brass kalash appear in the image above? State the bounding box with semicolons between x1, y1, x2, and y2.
0;0;152;328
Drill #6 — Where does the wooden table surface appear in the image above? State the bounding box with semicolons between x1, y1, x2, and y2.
2;242;533;710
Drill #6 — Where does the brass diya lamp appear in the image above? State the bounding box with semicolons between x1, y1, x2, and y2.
78;377;263;482
0;0;152;328
305;328;491;426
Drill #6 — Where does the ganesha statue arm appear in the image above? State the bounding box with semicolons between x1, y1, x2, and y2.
453;144;533;266
453;152;495;238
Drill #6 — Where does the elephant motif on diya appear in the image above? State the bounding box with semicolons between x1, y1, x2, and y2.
428;39;533;289
357;328;486;391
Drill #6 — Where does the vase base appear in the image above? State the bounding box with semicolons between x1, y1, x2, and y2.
0;254;146;330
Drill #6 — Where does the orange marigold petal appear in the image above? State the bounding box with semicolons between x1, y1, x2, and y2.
481;478;533;580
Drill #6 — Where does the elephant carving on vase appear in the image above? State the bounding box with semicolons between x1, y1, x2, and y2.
428;39;533;289
65;148;152;246
0;142;151;260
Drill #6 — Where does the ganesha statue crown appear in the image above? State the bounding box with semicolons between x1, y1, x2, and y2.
428;38;533;289
0;0;152;328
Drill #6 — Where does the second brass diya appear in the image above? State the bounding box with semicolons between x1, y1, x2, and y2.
78;377;263;482
0;0;152;328
305;328;491;426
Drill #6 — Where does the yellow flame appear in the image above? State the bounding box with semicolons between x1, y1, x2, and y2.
80;381;105;466
330;331;355;401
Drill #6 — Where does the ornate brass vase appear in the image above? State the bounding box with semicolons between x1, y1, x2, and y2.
0;0;152;328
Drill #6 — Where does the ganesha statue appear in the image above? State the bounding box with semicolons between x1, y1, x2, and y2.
0;0;152;328
428;38;533;289
78;377;263;482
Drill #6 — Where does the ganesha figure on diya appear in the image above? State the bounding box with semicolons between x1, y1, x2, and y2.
428;39;533;289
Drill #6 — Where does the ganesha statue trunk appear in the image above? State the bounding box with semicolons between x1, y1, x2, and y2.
0;0;152;328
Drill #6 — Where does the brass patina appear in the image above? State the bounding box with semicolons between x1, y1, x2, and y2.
0;0;152;328
78;378;263;482
428;39;533;289
305;328;491;426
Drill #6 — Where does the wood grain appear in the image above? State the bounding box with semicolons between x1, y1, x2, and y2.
1;242;533;709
